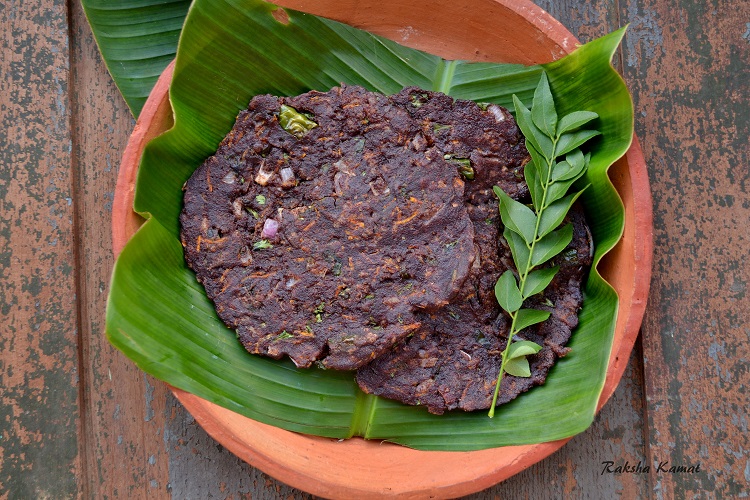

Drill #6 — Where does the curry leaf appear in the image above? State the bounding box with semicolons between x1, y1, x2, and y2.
556;129;601;157
495;271;523;313
523;267;559;299
512;311;551;333
495;187;537;244
513;95;554;158
557;110;599;135
537;190;586;237
552;159;586;182
566;148;586;172
502;339;546;377
489;70;602;416
545;178;578;206
526;142;550;185
504;227;531;276
531;72;557;137
524;158;544;212
503;357;531;377
532;224;574;267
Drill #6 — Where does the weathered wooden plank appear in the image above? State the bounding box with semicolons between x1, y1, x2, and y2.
67;2;173;497
162;393;315;499
538;0;622;60
0;1;82;497
621;0;750;497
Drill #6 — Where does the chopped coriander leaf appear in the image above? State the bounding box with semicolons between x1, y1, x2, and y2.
253;239;273;250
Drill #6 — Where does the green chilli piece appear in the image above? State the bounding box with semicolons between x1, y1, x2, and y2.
278;105;318;138
444;154;475;180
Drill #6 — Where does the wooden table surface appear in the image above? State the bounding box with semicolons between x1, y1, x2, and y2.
2;0;748;498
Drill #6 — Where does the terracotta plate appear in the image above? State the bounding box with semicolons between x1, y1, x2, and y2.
112;1;653;497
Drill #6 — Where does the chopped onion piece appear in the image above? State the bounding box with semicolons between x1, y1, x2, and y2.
254;161;274;186
332;159;354;175
255;169;274;186
487;104;509;122
333;172;347;195
280;167;296;188
232;199;243;217
222;171;237;184
410;133;428;151
239;247;252;265
285;277;299;289
261;218;279;239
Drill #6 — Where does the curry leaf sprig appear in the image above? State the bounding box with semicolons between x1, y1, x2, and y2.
488;72;599;418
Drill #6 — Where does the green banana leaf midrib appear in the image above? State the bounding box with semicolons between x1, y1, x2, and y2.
433;59;459;94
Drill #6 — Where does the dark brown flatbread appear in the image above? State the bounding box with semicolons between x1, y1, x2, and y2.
180;85;478;370
355;207;593;414
391;87;530;202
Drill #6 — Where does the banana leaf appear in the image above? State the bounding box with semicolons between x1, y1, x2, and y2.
106;0;632;450
82;0;192;116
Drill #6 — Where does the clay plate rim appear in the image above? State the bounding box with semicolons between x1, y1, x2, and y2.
112;1;653;497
